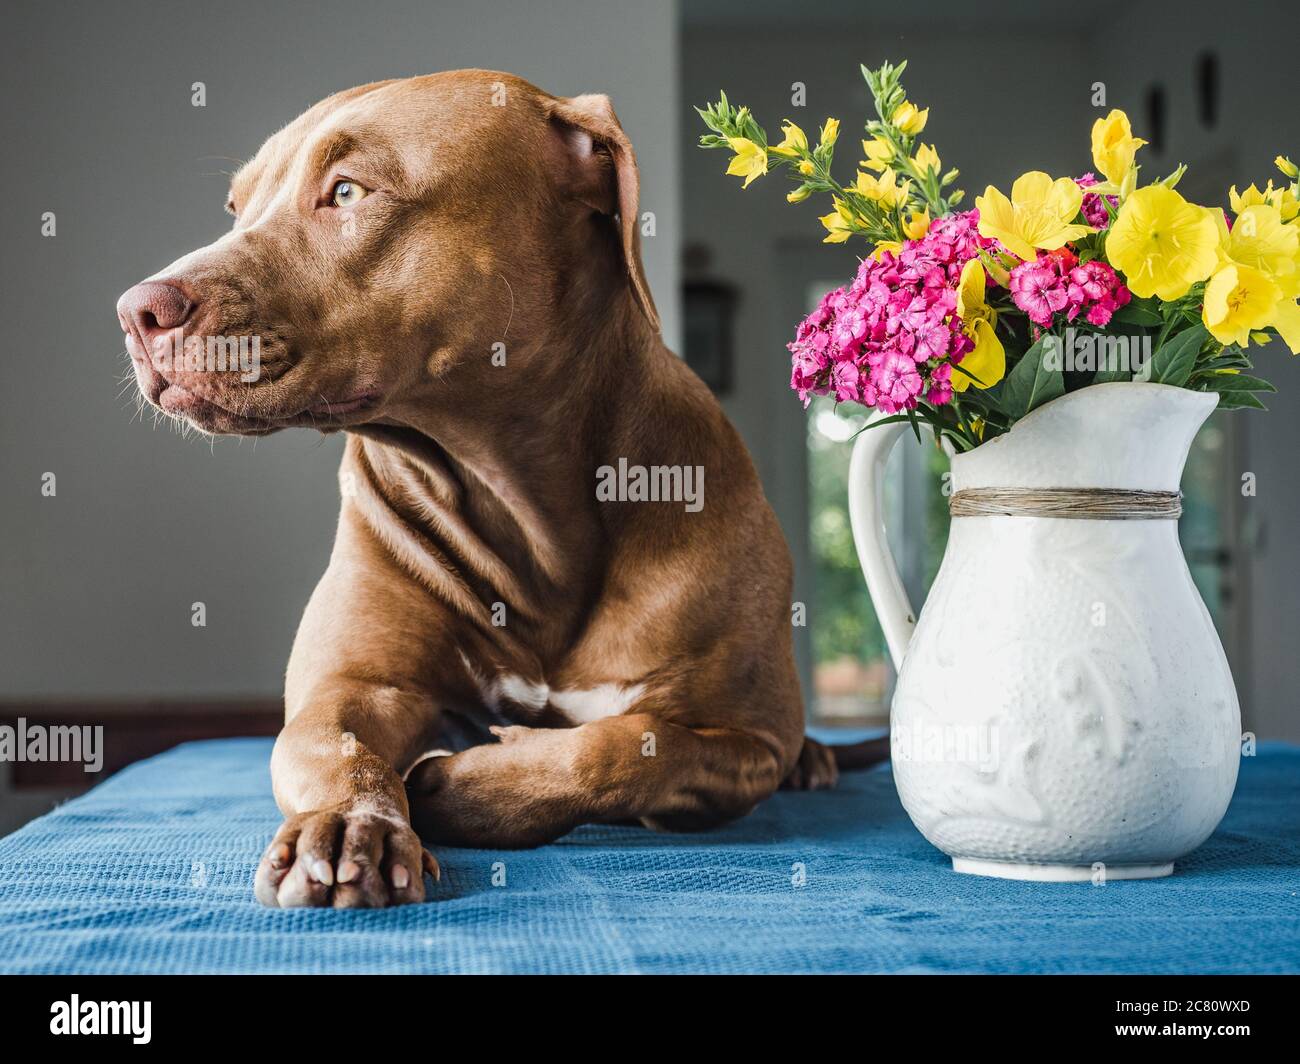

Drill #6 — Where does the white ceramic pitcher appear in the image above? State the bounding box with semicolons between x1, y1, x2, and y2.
848;382;1240;881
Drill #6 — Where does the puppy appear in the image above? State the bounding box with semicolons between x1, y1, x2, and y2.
117;71;884;908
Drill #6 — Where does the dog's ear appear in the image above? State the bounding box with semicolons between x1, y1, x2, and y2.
546;93;660;334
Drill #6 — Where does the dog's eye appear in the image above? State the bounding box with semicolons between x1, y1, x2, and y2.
330;180;369;207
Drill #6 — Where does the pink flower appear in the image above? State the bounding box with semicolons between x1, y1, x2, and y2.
912;320;952;362
926;382;954;406
1068;264;1107;302
1008;250;1130;328
1076;172;1115;228
872;350;925;413
1010;256;1071;326
787;209;994;413
830;360;862;403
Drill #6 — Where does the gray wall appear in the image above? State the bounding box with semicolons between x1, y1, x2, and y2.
0;0;680;699
1091;0;1300;742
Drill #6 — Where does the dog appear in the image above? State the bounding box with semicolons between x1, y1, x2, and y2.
117;70;886;908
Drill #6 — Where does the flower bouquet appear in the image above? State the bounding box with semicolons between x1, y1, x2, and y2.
698;62;1296;880
696;60;1299;452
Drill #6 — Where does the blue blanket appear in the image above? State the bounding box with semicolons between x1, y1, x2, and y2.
0;737;1297;974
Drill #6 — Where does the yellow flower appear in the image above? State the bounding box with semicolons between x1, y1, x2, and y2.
1220;204;1299;282
1277;187;1300;222
797;158;815;176
819;198;855;243
770;121;808;158
818;118;840;148
952;259;1006;391
956;259;991;323
1272;298;1300;353
819;212;851;242
1091;109;1147;187
1203;263;1282;347
1230;183;1269;212
975;172;1094;261
892;100;928;135
854;168;909;208
861;136;894;172
1231;181;1299;223
912;143;941;177
787;185;813;203
1276;155;1298;179
1106;185;1219;300
724;137;768;188
901;208;930;240
1210;204;1300;353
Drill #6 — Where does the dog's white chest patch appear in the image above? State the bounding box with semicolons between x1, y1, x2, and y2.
548;682;646;723
497;673;550;712
458;651;643;723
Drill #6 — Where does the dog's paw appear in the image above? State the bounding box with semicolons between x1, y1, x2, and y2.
780;737;839;791
253;804;439;909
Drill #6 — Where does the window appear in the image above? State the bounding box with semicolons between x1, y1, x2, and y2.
803;282;950;726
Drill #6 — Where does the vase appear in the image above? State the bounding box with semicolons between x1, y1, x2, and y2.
848;382;1240;881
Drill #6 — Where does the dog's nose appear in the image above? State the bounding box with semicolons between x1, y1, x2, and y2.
117;281;194;346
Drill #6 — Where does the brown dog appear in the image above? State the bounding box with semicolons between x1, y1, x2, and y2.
116;70;885;908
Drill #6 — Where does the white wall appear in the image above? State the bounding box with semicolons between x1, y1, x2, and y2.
0;0;680;698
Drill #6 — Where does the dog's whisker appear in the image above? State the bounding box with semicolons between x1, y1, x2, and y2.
497;272;516;340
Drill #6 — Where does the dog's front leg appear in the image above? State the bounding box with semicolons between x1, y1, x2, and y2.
407;713;791;848
253;515;452;909
254;677;440;909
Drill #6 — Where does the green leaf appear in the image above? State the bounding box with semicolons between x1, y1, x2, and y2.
954;387;1001;416
905;406;923;444
847;413;911;441
1112;299;1163;327
1215;391;1268;411
1199;373;1277;393
1001;335;1065;419
1197;351;1252;372
1093;366;1133;384
1150;323;1207;387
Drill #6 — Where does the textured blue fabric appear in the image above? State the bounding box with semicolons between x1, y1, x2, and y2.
0;737;1297;974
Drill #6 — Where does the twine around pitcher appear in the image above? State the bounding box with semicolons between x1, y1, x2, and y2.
948;487;1182;520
